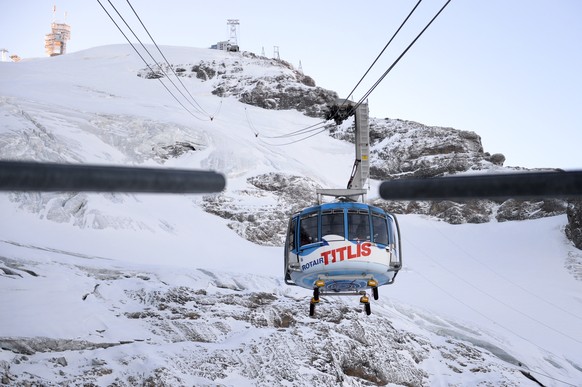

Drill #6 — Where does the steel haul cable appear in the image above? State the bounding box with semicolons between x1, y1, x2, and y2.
270;1;452;146
343;0;423;105
105;0;208;118
352;0;452;112
97;0;208;121
124;0;213;118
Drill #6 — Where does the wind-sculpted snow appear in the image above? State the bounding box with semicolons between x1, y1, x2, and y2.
0;97;206;231
9;192;157;230
0;99;206;164
87;114;207;163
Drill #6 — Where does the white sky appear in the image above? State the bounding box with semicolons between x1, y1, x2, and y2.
2;0;581;170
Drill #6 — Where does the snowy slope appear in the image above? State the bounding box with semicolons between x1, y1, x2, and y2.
1;45;582;386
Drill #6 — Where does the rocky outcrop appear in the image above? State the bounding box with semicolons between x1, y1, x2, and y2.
372;199;496;225
0;259;533;386
332;117;505;179
210;54;338;118
372;197;568;225
120;52;572;230
139;52;338;118
202;173;321;246
496;199;567;222
329;117;567;225
199;114;569;239
566;200;582;249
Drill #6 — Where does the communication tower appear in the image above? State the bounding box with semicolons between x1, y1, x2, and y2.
45;6;71;57
226;19;240;52
273;46;280;60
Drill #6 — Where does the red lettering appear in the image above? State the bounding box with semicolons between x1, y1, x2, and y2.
337;246;347;261
321;242;373;266
361;242;372;257
321;250;332;265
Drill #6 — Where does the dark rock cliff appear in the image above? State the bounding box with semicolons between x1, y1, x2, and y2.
566;200;582;249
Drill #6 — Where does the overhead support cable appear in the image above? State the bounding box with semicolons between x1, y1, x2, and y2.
105;0;208;118
96;0;208;121
257;126;330;147
343;0;423;104
259;121;329;139
244;107;260;137
352;0;452;112
124;0;212;118
244;104;330;143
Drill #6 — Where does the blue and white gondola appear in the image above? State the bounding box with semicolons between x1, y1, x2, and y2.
284;201;402;315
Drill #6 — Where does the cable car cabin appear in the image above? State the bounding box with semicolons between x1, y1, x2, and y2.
284;202;402;315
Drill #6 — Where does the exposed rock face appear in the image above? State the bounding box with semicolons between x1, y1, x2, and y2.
199;114;569;243
372;199;496;225
328;117;568;225
202;173;321;246
566;200;582;249
370;197;568;226
139;52;338;118
496;199;568;222
332;117;504;179
137;53;571;231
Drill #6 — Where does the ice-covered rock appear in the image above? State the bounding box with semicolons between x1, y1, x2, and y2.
566;199;582;249
139;51;338;118
202;173;321;246
331;116;567;225
0;258;536;386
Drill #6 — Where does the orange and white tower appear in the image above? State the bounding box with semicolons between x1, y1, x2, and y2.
45;5;71;56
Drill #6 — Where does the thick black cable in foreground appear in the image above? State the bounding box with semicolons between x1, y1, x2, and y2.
0;161;225;194
379;171;582;201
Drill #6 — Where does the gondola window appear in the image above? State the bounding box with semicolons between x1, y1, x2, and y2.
372;213;389;245
300;212;318;246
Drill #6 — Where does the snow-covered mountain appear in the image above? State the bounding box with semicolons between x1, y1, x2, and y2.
1;45;582;386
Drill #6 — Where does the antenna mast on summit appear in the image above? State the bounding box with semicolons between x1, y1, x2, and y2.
226;19;240;52
273;46;280;60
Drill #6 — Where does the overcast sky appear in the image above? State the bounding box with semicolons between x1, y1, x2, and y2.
2;1;581;170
